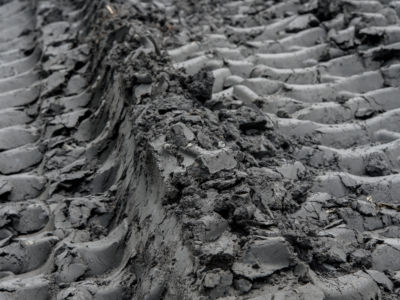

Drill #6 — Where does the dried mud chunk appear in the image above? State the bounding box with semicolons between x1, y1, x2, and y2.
240;135;276;158
366;269;393;292
195;213;229;242
198;149;237;174
350;249;371;266
372;241;400;271
392;270;400;286
239;116;271;132
321;244;347;263
197;131;213;149
200;232;238;263
365;153;390;176
338;207;365;232
233;278;252;294
236;107;273;132
183;71;214;103
231;237;293;280
169;122;194;147
68;199;95;228
276;161;306;180
317;227;358;264
356;199;377;216
203;269;233;295
317;271;381;300
364;216;384;231
55;248;88;283
51;109;88;129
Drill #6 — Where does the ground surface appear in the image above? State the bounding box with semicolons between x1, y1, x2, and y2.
0;0;399;299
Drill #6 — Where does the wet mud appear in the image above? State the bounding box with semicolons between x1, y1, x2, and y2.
0;0;400;299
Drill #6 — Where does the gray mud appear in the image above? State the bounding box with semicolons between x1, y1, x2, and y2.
0;0;399;299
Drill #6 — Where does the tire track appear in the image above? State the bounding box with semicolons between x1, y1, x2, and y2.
1;0;399;299
167;0;400;298
0;0;49;298
0;1;128;299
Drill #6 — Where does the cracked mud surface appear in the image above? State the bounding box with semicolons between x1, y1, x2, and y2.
0;0;400;299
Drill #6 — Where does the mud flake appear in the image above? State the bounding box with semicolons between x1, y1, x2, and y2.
231;237;292;280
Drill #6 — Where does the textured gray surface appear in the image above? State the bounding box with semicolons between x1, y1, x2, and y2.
0;0;399;299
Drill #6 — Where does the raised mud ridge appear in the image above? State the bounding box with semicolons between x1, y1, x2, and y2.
0;0;400;299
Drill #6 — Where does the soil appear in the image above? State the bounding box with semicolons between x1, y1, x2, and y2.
0;0;400;299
